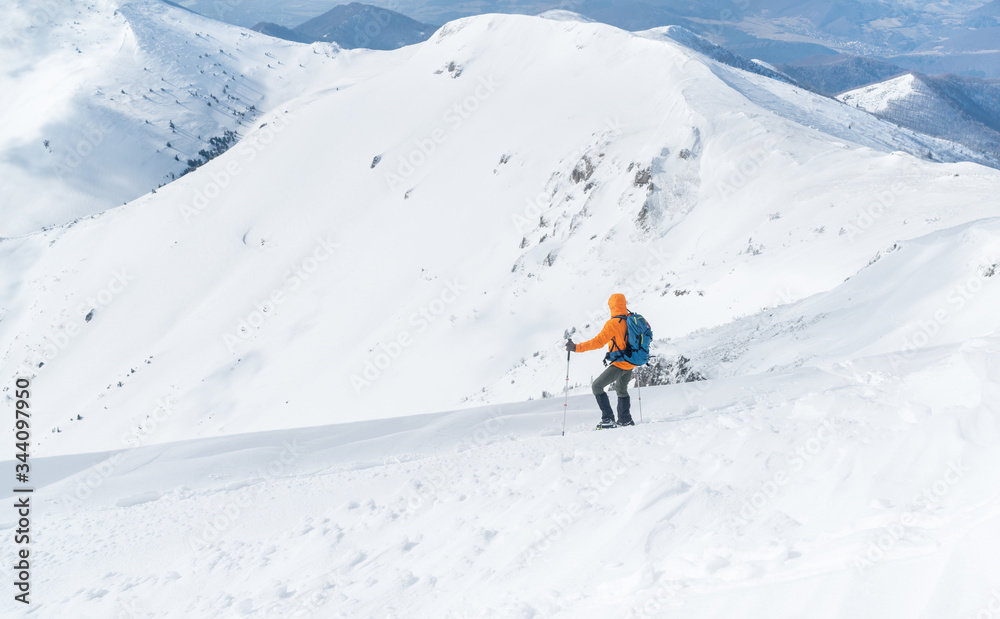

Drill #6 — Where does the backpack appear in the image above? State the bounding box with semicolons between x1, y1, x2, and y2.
609;312;653;366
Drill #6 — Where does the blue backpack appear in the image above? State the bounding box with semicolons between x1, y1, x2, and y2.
609;312;653;366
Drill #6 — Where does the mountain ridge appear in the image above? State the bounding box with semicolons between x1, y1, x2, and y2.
5;11;1000;457
839;72;1000;166
0;0;347;236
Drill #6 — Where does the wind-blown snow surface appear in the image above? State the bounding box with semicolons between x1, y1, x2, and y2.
4;9;1000;619
3;353;1000;617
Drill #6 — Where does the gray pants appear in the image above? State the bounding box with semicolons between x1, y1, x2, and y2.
592;365;633;397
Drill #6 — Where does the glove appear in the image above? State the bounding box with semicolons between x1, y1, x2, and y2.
565;339;576;352
603;351;611;366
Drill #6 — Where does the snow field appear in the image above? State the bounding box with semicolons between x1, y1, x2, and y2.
4;337;999;617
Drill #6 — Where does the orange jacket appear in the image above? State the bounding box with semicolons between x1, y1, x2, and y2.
574;293;635;370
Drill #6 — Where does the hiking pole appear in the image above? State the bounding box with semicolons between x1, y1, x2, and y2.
636;377;643;424
562;349;570;436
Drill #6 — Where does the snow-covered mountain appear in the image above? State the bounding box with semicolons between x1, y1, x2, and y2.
638;25;794;85
586;0;1000;75
4;6;999;455
0;0;346;236
4;6;1000;618
541;16;795;84
777;54;909;96
177;0;1000;77
251;2;438;50
839;72;1000;167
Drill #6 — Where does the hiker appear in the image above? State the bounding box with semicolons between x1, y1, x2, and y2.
565;293;637;428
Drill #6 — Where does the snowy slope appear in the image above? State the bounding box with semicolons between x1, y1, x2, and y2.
0;0;348;236
3;343;1000;617
838;73;1000;166
635;25;793;85
668;216;1000;377
777;54;909;96
4;13;1000;459
4;10;1000;619
838;73;922;113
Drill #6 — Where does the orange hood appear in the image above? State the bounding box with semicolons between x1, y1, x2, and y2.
608;293;628;317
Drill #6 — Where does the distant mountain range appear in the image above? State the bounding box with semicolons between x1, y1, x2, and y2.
638;24;794;86
251;2;436;49
180;0;1000;78
839;72;1000;165
644;19;1000;166
778;55;910;96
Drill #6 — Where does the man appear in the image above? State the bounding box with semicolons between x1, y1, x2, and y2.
566;293;636;429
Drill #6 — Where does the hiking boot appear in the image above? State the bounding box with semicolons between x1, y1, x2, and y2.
595;392;615;427
616;395;634;426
